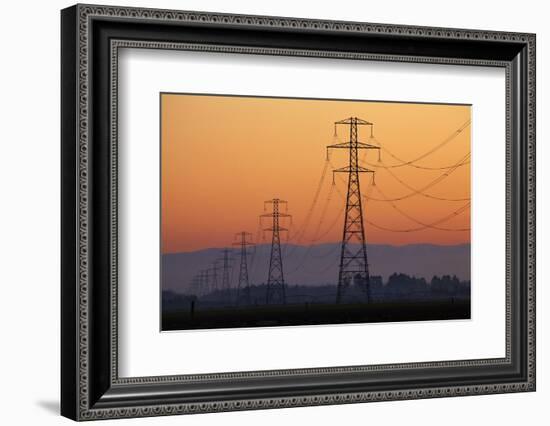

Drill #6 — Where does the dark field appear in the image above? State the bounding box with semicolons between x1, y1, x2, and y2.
162;299;470;331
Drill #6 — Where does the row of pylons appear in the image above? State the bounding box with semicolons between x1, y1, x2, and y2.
190;117;378;305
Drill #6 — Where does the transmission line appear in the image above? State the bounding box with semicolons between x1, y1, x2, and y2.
310;176;374;244
376;156;470;201
287;159;330;244
310;242;341;259
298;247;342;276
280;159;331;261
333;119;470;170
364;207;470;233
371;120;471;170
289;154;378;275
310;181;335;241
360;153;471;202
286;183;338;274
371;184;471;232
332;158;470;227
311;204;344;242
247;221;264;282
333;181;470;233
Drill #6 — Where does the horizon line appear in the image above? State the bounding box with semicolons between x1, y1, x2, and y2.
163;241;471;255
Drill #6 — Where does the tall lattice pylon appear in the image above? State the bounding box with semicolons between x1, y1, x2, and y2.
232;232;254;305
327;117;380;303
261;199;291;304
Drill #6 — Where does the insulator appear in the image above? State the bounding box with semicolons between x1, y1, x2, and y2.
378;149;381;162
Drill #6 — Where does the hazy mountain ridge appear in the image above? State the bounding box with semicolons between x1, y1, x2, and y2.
163;243;470;293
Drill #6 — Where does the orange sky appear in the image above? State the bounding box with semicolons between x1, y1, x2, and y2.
161;94;471;253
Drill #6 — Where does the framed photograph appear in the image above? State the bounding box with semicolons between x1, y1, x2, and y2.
61;4;536;421
159;93;473;331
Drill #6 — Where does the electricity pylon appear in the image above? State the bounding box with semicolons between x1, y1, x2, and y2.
219;248;233;300
189;276;201;296
327;117;380;303
261;199;291;305
209;260;221;294
198;269;210;296
232;232;254;305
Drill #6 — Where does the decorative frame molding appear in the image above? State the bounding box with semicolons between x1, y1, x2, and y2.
61;4;535;421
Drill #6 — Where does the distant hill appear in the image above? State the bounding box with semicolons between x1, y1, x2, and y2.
162;243;470;294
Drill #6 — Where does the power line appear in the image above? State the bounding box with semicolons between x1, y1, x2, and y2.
310;181;336;242
311;203;344;242
286;183;336;274
333;182;470;233
280;159;331;261
290;159;330;243
329;136;470;256
310;243;341;260
361;153;471;202
334;119;470;170
368;120;471;170
371;184;471;232
330;153;470;202
364;208;470;233
246;221;263;284
309;178;375;244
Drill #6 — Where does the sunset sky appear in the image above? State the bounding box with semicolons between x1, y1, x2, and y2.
161;94;471;253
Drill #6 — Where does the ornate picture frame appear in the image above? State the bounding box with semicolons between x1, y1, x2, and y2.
61;4;535;421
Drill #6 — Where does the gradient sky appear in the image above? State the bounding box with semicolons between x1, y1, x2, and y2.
161;94;471;253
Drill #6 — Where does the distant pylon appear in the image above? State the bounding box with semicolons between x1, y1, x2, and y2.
327;117;380;303
232;232;254;305
202;269;210;295
209;260;221;294
189;276;201;296
220;248;233;298
261;199;292;304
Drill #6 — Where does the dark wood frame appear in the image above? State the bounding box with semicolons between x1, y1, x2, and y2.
61;4;536;421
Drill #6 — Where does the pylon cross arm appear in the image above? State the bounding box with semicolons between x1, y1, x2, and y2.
356;142;380;149
327;142;378;149
327;142;352;149
335;117;373;125
333;166;375;173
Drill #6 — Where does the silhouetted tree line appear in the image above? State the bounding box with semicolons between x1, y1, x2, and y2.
163;273;470;311
376;273;469;298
